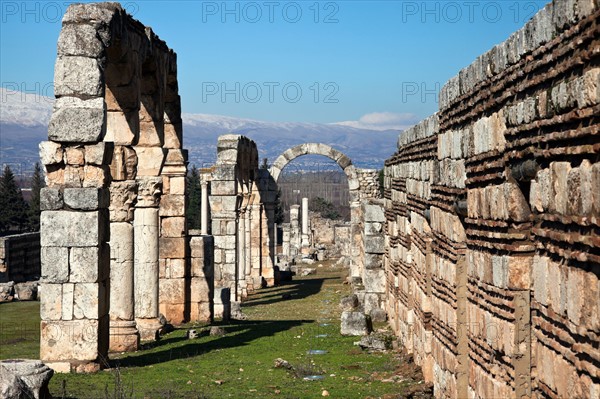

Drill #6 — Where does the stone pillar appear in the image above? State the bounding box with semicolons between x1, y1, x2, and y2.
189;233;213;323
237;208;247;300
301;197;309;247
134;177;162;341
290;205;300;255
274;223;278;255
108;181;138;353
282;224;291;258
200;180;209;235
244;209;253;292
39;187;110;373
158;149;188;325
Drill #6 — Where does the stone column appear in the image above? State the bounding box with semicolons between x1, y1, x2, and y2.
274;223;278;255
290;205;300;255
201;180;209;235
237;208;247;300
301;197;309;247
134;177;162;341
108;181;138;352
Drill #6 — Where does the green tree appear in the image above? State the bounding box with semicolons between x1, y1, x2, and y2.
309;196;341;220
186;165;202;230
0;165;29;234
274;189;284;224
28;162;44;231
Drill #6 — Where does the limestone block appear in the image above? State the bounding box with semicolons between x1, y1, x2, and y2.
73;283;101;319
61;283;74;320
363;203;385;222
63;166;83;188
507;255;532;290
69;246;108;283
57;23;103;58
505;183;530;222
210;180;237;196
134;147;165;176
169;177;186;195
551;162;571;215
40;188;63;211
64;188;108;211
365;236;385;254
163;259;186;279
41;319;100;362
578;160;593;216
159;237;186;259
48;98;105;143
364;269;385;293
41;247;69;283
340;311;371;336
40;283;62;320
161;217;185;238
85;142;110;166
159;195;185;217
39;141;63;165
63;2;121;25
104;111;138;145
163;123;182;149
82;165;107;188
54;56;103;98
64;146;85;166
159;278;186;304
41;211;104;247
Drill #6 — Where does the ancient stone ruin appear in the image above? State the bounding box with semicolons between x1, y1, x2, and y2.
383;1;599;397
30;1;599;398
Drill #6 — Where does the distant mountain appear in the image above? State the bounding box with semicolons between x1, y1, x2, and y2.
0;88;401;174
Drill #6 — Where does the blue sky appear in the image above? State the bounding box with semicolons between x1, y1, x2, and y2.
1;0;548;127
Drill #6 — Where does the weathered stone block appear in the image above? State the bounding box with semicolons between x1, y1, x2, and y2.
48;101;106;143
39;141;64;165
41;211;104;247
341;311;371;336
61;283;74;320
64;188;108;211
161;217;185;238
134;147;165;176
73;283;101;319
159;195;185;217
40;188;64;211
41;247;69;283
104;111;138;145
54;56;103;98
40;283;62;320
159;237;186;258
41;319;101;362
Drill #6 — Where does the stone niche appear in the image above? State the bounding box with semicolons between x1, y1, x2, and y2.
39;3;186;372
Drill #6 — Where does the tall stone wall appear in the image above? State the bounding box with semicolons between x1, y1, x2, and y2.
0;233;41;283
39;3;185;371
384;1;599;397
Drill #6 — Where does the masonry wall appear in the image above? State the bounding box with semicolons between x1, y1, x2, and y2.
383;1;599;397
0;233;41;283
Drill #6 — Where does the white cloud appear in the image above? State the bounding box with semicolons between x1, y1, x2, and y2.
332;111;420;131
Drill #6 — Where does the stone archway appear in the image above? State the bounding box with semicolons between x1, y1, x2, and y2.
269;143;366;277
269;143;360;201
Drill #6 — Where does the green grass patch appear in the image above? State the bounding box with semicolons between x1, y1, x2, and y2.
0;301;40;360
2;264;431;398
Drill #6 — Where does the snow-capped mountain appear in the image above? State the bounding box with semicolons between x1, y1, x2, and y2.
0;89;402;174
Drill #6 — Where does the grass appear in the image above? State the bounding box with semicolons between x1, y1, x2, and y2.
0;300;40;360
1;262;431;398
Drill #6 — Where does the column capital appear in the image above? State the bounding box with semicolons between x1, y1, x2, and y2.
136;177;162;207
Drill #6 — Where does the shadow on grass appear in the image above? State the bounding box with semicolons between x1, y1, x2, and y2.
241;276;336;308
112;319;312;368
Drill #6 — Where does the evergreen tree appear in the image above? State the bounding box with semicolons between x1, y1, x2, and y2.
260;157;269;170
274;189;284;224
0;165;29;233
28;162;45;231
186;165;202;230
